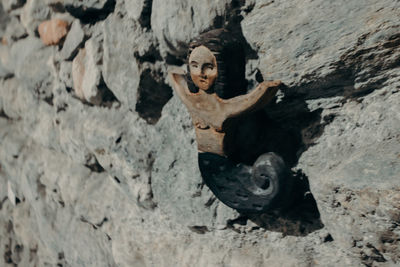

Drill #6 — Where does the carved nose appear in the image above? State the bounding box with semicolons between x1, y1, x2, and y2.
201;66;208;76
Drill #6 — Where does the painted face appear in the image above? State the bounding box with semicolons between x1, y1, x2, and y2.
189;45;218;91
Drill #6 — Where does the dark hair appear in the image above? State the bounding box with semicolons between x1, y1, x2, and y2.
186;28;247;99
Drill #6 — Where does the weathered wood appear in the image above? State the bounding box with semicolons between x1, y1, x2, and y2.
170;71;281;156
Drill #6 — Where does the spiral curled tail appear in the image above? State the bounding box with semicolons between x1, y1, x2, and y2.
199;152;292;213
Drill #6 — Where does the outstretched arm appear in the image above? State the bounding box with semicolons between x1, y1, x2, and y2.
169;71;194;108
223;81;282;119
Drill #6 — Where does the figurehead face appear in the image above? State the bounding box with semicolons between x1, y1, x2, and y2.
189;45;218;91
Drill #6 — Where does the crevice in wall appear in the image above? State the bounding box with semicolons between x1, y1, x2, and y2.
0;110;11;120
48;2;66;13
164;52;185;66
3;221;24;266
139;152;157;210
188;225;209;234
134;44;162;64
65;0;116;24
135;68;172;124
139;0;153;29
2;0;25;12
80;216;108;230
84;154;105;173
98;75;120;108
361;244;387;266
214;0;258;62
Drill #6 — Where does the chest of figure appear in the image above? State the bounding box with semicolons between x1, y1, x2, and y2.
190;106;228;156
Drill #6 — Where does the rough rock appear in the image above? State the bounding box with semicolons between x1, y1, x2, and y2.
0;2;9;36
102;13;142;110
7;36;55;106
151;0;232;58
72;38;103;104
1;0;25;12
241;1;400;264
241;0;400;89
0;44;12;78
298;86;400;264
72;47;87;99
59;19;84;60
0;59;9;78
0;0;399;266
58;61;73;88
124;0;144;21
20;0;51;36
2;16;27;45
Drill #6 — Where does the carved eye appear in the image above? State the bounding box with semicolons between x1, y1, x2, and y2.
190;61;199;69
204;63;214;70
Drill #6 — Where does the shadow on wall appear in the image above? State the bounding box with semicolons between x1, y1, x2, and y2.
231;31;400;235
243;171;324;237
201;1;400;236
135;68;173;125
131;0;397;236
203;105;326;236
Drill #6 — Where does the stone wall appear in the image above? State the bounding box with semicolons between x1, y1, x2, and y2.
0;0;399;266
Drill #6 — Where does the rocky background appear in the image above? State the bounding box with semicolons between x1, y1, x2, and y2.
0;0;399;266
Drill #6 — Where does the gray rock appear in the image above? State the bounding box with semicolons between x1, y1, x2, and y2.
9;37;54;103
0;2;10;36
298;85;400;263
0;63;10;78
58;60;73;88
72;38;103;104
1;0;25;12
124;0;144;21
151;0;232;57
20;0;51;36
241;0;400;88
60;20;84;60
241;1;400;264
0;44;12;78
102;13;142;110
3;16;27;45
0;78;22;119
9;36;45;72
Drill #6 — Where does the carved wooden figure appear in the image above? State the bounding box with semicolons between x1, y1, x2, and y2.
171;41;283;156
170;29;292;213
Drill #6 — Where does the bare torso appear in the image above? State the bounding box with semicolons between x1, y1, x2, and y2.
170;71;281;156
